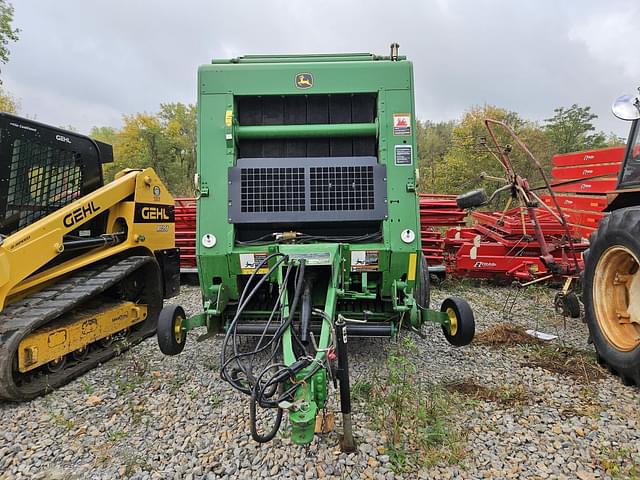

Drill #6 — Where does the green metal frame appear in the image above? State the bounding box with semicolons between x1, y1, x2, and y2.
188;52;453;444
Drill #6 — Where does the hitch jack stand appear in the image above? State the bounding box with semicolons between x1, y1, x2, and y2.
335;317;356;453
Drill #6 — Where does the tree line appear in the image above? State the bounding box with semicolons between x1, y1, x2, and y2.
1;92;623;197
416;104;623;196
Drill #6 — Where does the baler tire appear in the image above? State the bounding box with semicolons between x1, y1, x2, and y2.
441;296;475;347
158;305;187;356
456;189;487;209
554;291;581;319
582;207;640;387
416;253;430;310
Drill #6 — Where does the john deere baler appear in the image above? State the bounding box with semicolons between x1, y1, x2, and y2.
158;46;475;448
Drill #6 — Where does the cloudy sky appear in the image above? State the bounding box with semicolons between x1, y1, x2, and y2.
4;0;639;138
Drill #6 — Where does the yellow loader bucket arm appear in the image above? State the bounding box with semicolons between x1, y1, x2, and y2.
0;167;175;309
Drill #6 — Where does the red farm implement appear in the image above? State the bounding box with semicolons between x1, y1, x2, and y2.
175;197;197;273
440;120;621;316
419;194;466;270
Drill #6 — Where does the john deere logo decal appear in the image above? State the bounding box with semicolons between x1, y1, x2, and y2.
295;73;313;89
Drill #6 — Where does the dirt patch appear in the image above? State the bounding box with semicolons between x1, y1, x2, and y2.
444;380;529;406
474;323;544;347
522;345;607;383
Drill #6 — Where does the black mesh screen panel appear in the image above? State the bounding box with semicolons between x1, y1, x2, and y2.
240;167;305;213
229;157;386;223
2;138;83;235
310;166;375;211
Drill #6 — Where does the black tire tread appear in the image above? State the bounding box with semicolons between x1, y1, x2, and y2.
441;296;475;347
158;305;186;356
582;206;640;387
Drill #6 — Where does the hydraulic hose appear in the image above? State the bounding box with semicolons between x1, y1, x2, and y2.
219;256;314;443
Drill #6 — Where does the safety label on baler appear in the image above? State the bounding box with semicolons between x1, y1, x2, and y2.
350;250;380;272
239;253;269;274
394;145;413;166
393;113;411;135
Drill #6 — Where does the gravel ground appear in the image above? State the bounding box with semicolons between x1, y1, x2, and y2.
1;281;639;480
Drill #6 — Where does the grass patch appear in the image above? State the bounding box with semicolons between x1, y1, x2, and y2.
474;323;543;347
522;344;606;382
210;393;222;407
80;379;95;394
364;337;466;473
352;379;373;401
50;411;75;431
599;446;640;479
444;380;529;406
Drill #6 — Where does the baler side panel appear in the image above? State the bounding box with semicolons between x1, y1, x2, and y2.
196;92;237;300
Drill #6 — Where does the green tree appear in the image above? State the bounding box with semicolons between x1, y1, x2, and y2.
158;102;197;196
0;0;19;80
416;120;455;193
544;104;607;153
89;126;120;179
431;104;553;198
93;103;197;196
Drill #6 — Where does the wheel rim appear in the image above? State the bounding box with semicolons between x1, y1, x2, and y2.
174;315;184;344
593;246;640;351
446;307;458;336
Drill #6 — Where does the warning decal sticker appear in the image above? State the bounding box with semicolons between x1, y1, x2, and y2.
239;252;269;274
351;250;380;272
393;113;411;135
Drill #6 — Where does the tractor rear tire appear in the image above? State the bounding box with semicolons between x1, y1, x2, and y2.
583;207;640;387
441;297;475;347
158;305;187;356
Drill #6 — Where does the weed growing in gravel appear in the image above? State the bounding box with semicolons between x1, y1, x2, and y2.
189;388;199;400
106;429;128;442
118;449;152;477
599;445;640;479
168;375;183;392
80;379;95;394
50;411;75;431
115;373;146;395
211;393;222;407
127;398;146;425
364;336;466;473
352;379;373;401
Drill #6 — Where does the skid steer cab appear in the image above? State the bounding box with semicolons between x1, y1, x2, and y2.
157;45;476;449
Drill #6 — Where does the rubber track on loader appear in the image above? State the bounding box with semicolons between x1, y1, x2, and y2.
0;256;158;401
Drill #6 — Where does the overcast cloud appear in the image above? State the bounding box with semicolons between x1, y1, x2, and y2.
4;0;639;138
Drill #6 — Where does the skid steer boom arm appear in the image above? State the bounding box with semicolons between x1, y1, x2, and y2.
0;167;175;310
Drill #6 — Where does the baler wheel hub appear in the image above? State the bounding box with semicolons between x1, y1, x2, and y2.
594;246;640;351
174;314;184;344
446;307;459;336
